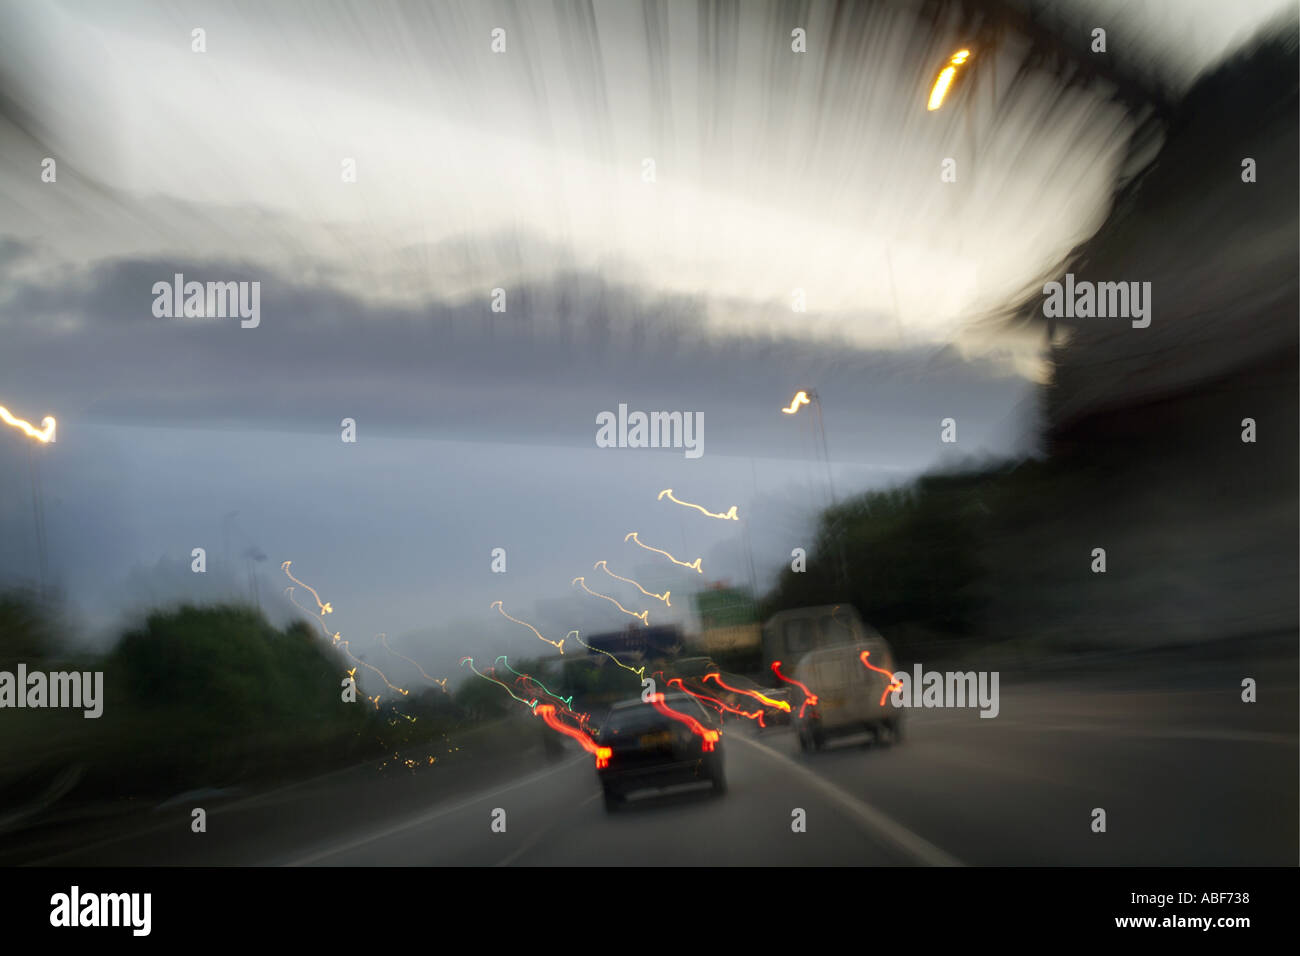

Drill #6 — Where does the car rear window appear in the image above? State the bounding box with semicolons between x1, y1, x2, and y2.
600;695;706;737
601;705;664;736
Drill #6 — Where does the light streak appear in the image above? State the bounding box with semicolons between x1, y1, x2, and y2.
593;560;671;606
860;650;905;706
928;49;972;111
703;672;791;712
490;601;565;652
496;655;574;708
378;632;448;692
537;695;591;731
665;677;763;724
335;636;409;696
657;488;738;521
569;630;645;679
572;577;649;625
460;656;538;709
281;564;408;697
0;405;56;443
771;660;819;718
281;561;333;615
284;586;331;638
649;693;720;751
535;704;602;757
625;532;702;573
781;390;811;414
664;676;727;714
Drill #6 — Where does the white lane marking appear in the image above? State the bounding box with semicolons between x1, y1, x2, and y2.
281;756;584;866
735;734;964;867
494;791;601;867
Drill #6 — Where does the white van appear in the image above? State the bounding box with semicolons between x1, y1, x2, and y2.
763;604;877;669
791;637;903;751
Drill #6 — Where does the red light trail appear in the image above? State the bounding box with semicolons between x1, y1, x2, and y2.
770;660;819;718
860;650;905;706
649;693;720;751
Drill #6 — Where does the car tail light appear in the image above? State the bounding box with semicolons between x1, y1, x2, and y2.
701;730;720;752
595;746;612;769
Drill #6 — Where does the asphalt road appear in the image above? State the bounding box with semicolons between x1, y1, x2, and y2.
275;730;954;867
272;677;1296;867
10;651;1294;867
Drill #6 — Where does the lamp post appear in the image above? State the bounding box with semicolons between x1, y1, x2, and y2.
782;390;848;587
1;405;55;599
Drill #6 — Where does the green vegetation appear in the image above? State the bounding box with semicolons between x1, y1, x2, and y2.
0;597;516;810
761;467;994;655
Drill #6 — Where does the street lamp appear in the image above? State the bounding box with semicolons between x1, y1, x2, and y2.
927;46;984;226
781;389;835;506
927;48;972;111
1;403;55;598
243;545;267;609
781;389;847;586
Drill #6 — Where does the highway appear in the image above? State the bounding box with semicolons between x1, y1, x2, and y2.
10;656;1295;867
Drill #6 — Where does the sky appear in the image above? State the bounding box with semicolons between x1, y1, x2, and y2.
0;0;1290;688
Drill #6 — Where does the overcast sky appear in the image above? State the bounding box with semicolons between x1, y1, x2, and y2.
0;0;1289;690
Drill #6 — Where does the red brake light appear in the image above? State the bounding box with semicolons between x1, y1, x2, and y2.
595;746;612;769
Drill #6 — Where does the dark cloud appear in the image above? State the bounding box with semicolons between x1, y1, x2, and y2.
0;253;1030;464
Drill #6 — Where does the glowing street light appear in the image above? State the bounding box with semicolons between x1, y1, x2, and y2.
927;48;972;111
0;405;56;443
781;388;832;499
780;388;848;585
781;390;811;414
0;402;56;598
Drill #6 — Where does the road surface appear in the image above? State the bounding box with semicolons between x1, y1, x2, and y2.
8;654;1294;867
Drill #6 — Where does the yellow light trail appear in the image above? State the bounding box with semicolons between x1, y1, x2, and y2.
703;672;791;711
0;406;56;443
490;600;565;652
334;635;409;697
377;632;448;692
284;585;332;639
572;576;649;625
928;49;971;111
460;656;538;709
657;488;738;521
281;561;333;615
281;566;409;698
625;532;702;573
781;390;811;414
567;630;645;680
593;560;671;606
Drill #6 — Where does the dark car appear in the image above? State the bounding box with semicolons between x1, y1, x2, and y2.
595;692;726;811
